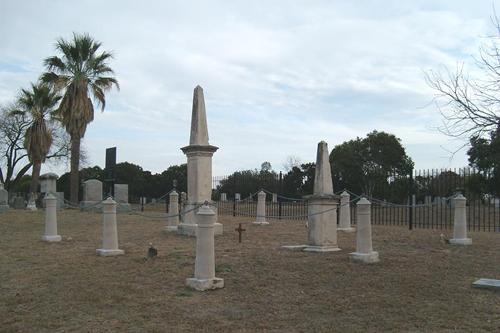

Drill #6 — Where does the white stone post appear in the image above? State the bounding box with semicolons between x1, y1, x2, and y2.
165;190;179;232
338;191;355;232
97;197;124;256
220;193;227;202
349;197;379;263
272;193;278;203
42;193;61;242
235;193;241;201
186;203;224;291
450;194;472;245
253;190;269;225
304;141;340;252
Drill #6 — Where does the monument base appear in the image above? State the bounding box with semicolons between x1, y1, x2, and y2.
338;227;356;233
0;205;8;213
41;235;62;242
349;251;379;263
282;245;307;250
177;223;223;236
303;245;341;252
164;225;179;232
96;249;125;256
252;221;269;225
449;238;472;245
186;277;224;291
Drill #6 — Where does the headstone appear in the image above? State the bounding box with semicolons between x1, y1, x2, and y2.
151;198;157;204
349;197;379;263
186;203;224;291
26;192;37;211
114;184;130;212
165;190;179;232
253;190;269;225
41;193;61;242
80;179;103;210
13;196;25;209
178;86;223;236
235;193;241;201
338;191;355;232
449;194;472;245
220;193;227;202
425;195;432;205
272;193;278;203
96;197;124;256
0;183;9;213
303;141;340;252
56;192;65;209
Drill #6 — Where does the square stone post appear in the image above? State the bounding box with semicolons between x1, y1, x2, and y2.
450;194;472;245
349;197;379;263
97;197;124;256
253;190;269;225
338;191;355;232
41;193;61;242
165;190;179;232
0;183;9;213
186;203;224;291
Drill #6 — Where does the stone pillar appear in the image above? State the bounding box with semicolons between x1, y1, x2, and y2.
178;85;222;236
165;190;179;232
235;193;241;201
304;141;340;252
41;193;61;242
220;193;227;202
450;194;472;245
0;183;9;213
349;198;379;263
272;193;278;203
96;197;124;256
338;191;355;232
253;190;269;225
186;203;224;291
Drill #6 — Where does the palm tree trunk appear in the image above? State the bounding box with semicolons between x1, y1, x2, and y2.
29;161;41;194
70;134;81;204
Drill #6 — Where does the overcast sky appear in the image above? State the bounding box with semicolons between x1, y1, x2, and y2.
0;1;497;176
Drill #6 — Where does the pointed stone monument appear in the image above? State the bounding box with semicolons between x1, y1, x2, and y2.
338;191;355;232
304;141;340;252
178;86;223;236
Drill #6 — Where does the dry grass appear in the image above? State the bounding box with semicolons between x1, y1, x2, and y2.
1;209;499;332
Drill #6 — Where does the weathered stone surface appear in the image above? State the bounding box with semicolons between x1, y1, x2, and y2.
96;197;124;256
42;193;61;242
220;193;227;202
165;190;179;232
349;197;379;263
114;184;129;203
313;141;333;196
338;191;355;232
0;183;8;213
13;196;25;209
235;193;241;201
81;179;103;210
253;190;269;225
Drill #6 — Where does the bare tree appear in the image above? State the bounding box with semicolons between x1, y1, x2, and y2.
426;15;500;142
282;155;302;172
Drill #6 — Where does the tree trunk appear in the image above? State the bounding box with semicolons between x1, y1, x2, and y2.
70;135;81;204
29;161;41;194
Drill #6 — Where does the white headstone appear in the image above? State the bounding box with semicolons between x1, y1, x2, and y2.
81;179;103;210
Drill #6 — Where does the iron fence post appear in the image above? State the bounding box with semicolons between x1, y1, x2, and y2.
278;171;283;220
409;169;414;230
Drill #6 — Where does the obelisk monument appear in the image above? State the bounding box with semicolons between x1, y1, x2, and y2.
178;86;223;236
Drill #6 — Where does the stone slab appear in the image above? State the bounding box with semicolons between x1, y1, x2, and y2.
338;227;356;233
282;245;307;250
177;223;223;236
96;249;125;256
349;251;379;263
450;238;472;246
303;245;341;252
164;226;179;232
252;221;269;225
186;277;224;291
41;235;62;242
472;278;500;291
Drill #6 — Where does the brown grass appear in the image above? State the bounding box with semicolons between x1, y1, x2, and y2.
0;209;499;332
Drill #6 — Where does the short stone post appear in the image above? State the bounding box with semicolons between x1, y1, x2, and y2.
96;197;124;256
0;183;9;213
41;193;61;242
186;203;224;291
253;190;269;225
235;193;241;201
272;193;278;203
338;191;355;232
450;194;472;245
349;197;379;263
165;190;179;232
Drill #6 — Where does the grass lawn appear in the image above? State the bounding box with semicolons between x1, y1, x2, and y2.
1;209;499;332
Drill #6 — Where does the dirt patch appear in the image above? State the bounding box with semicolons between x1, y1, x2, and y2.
1;209;499;332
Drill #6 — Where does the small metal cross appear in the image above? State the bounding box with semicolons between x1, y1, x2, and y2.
235;223;246;243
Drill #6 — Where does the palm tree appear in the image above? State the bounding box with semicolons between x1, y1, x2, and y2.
41;33;119;204
13;82;61;208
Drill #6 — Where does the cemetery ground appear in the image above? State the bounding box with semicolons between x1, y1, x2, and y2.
1;209;499;332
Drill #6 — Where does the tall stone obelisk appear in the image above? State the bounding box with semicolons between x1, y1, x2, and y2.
178;86;223;236
304;141;340;252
